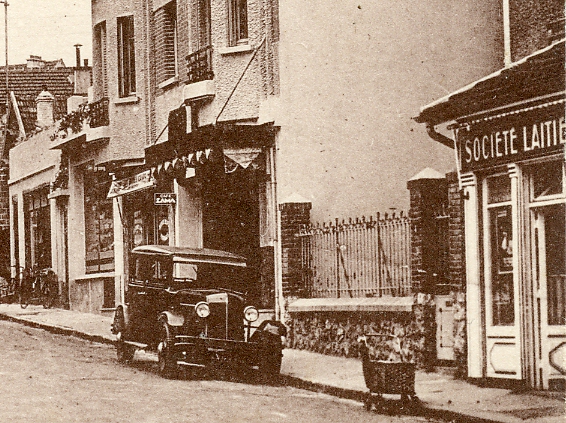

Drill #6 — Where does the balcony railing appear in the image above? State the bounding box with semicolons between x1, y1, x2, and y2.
186;46;214;84
89;97;110;128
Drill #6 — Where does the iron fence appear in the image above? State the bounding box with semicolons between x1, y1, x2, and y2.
299;212;412;298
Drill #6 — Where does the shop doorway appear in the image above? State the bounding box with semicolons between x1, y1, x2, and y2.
201;163;261;303
531;203;566;390
483;175;522;379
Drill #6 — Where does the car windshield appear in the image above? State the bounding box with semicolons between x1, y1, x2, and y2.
172;261;247;293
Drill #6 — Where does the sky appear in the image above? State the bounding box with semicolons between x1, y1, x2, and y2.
0;0;92;67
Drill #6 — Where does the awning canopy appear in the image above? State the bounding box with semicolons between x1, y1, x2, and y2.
145;122;278;167
415;40;565;126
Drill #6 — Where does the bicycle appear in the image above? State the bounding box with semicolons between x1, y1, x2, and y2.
19;267;58;309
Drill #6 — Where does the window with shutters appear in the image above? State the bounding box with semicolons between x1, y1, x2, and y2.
228;0;248;46
94;21;108;99
155;1;178;85
117;15;136;97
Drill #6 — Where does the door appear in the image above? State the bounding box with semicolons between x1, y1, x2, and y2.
483;175;522;379
532;204;566;390
435;295;455;361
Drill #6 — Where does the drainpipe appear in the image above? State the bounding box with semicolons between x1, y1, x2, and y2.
270;145;284;321
425;123;453;149
503;0;511;67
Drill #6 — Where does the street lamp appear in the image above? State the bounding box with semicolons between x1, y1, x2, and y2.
0;0;7;161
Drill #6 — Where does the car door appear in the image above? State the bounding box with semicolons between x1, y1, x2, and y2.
126;254;152;343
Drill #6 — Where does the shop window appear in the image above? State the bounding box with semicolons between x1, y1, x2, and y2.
489;205;514;325
228;0;248;46
487;175;511;204
24;187;51;270
544;204;565;326
117;15;136;97
531;160;564;200
84;167;114;273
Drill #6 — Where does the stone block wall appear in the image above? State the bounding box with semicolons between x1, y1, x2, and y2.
288;308;432;367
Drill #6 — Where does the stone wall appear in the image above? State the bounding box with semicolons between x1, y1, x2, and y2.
288;307;432;367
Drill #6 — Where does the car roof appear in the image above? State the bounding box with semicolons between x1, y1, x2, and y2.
131;245;247;267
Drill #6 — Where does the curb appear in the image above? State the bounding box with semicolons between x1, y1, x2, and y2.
0;311;508;423
278;374;502;423
0;312;115;347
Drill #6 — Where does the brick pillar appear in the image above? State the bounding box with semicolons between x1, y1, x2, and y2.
0;162;9;280
279;197;311;298
407;168;448;294
408;168;447;370
447;171;467;377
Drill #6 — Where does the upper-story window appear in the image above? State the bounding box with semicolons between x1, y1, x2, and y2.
228;0;248;46
155;1;178;84
94;21;108;99
197;0;211;49
117;15;136;97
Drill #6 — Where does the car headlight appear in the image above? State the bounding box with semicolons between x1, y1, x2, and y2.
195;301;210;318
244;306;259;322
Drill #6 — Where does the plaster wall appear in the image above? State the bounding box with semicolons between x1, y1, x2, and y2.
9;130;61;184
275;0;504;221
92;0;148;164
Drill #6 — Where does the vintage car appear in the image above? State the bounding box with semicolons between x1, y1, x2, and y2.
111;245;286;379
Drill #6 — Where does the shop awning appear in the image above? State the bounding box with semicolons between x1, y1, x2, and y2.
415;40;565;126
145;121;279;167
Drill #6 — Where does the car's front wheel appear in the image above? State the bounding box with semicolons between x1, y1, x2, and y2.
157;319;178;379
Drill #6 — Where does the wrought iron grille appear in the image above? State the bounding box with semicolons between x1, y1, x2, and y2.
89;97;109;128
299;212;412;298
186;45;214;84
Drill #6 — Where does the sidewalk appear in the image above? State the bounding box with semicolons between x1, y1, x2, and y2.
0;304;563;423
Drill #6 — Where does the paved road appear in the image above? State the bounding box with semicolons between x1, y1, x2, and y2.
0;320;444;423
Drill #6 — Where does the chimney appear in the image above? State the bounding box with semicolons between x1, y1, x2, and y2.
74;44;82;68
26;55;45;69
84;58;89;67
36;87;55;127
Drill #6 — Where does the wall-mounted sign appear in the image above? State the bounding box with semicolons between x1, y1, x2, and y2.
107;170;155;198
154;193;176;205
458;104;565;172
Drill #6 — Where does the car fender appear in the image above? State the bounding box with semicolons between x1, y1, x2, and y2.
159;310;184;327
251;320;287;348
111;304;130;334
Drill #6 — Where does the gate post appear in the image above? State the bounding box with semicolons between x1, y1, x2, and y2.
408;168;447;369
279;195;312;299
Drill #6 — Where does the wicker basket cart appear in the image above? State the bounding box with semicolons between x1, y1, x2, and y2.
358;333;420;412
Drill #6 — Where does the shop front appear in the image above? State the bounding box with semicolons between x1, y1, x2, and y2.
145;118;279;310
416;40;565;390
107;168;176;303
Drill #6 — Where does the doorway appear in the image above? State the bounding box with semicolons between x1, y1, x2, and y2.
531;203;566;390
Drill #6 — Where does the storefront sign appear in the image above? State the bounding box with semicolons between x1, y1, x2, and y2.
458;104;565;171
154;193;176;205
107;170;155;198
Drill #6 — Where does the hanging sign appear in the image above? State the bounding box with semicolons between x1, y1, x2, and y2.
457;103;565;172
107;170;155;198
154;193;176;205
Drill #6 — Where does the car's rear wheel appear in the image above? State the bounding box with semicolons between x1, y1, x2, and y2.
157;319;178;379
114;309;135;363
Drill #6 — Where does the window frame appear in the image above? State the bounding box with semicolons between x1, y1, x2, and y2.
228;0;248;46
117;15;137;98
